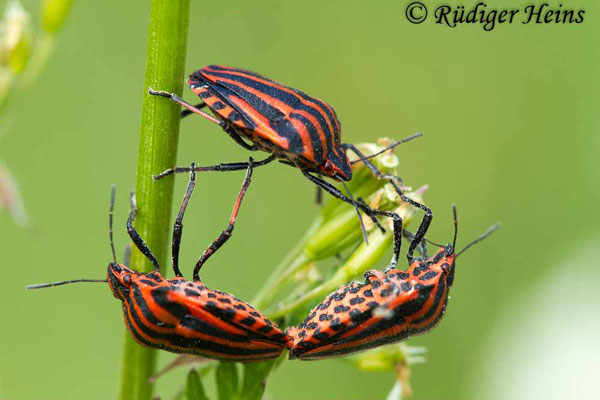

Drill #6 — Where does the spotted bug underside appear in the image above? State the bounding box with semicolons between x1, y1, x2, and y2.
287;246;455;360
108;264;290;362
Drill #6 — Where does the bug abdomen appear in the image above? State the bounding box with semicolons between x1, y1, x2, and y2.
288;264;451;360
121;279;289;362
189;65;344;166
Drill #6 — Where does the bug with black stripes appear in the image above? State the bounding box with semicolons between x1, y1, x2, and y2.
148;65;432;264
287;206;499;360
28;161;291;362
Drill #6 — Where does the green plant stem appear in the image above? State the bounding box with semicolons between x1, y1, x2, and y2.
118;1;189;400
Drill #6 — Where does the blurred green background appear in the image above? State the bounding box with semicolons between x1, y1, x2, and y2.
1;0;599;399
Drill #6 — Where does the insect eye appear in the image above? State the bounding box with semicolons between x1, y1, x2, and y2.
123;275;132;286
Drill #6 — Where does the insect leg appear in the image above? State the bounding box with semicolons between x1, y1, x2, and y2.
126;192;160;272
193;158;254;281
171;164;197;277
148;88;221;125
315;174;323;205
356;196;386;233
302;172;402;269
181;102;207;119
222;125;261;151
154;155;276;180
342;143;432;264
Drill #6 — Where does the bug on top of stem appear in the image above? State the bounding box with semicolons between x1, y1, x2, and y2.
149;65;432;265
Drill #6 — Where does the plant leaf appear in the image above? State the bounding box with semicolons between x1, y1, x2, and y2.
239;359;277;400
215;362;239;400
186;369;209;400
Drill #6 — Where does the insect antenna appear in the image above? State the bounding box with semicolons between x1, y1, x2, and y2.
27;279;107;290
402;229;444;247
456;221;501;257
26;186;119;290
109;184;118;264
452;204;458;251
340;179;369;245
349;132;422;165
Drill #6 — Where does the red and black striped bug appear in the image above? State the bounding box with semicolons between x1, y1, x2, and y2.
28;161;291;362
287;206;499;360
148;65;432;264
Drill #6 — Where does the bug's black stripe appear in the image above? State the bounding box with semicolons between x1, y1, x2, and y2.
294;284;444;359
206;74;285;120
201;65;269;81
188;74;257;130
302;284;436;352
128;297;241;344
208;70;336;145
306;301;452;360
138;279;158;287
131;284;171;327
148;286;287;345
205;78;305;153
143;289;257;343
205;67;341;145
203;84;257;130
203;71;335;154
292;325;416;359
150;287;188;318
392;285;435;317
124;298;281;357
123;304;280;360
289;112;324;163
318;100;341;142
122;303;162;348
411;278;448;326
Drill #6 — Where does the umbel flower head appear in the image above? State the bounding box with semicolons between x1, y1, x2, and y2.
255;138;428;320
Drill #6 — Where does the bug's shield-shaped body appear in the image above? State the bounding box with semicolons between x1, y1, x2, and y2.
287;246;456;360
107;264;290;362
188;65;352;180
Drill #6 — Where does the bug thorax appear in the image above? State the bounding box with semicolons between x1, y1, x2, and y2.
321;147;352;181
107;263;144;301
427;245;457;287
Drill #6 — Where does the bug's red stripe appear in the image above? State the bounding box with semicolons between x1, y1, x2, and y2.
123;300;281;361
203;65;339;143
125;296;284;360
306;282;448;358
203;65;339;145
288;248;456;360
112;271;288;362
199;66;342;163
201;74;319;158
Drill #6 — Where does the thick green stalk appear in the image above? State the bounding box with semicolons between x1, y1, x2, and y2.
118;1;189;400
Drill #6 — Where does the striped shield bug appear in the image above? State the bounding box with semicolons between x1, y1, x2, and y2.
287;206;499;360
28;161;291;362
148;65;432;264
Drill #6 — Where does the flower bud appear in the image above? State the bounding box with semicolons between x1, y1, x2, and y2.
41;0;73;34
0;161;30;226
258;139;427;315
321;138;401;220
0;1;32;74
347;344;426;399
